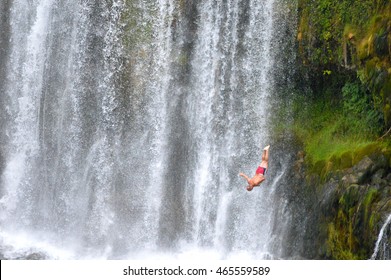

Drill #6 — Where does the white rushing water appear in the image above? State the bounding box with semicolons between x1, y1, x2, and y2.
0;0;294;259
371;213;391;260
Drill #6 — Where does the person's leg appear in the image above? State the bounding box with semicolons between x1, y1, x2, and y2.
262;145;269;162
260;145;269;169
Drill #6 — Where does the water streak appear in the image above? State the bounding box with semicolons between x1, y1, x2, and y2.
371;213;391;260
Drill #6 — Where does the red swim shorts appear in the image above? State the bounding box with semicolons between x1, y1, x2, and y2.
256;166;266;175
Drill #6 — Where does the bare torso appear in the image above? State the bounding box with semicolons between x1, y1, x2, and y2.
249;174;265;187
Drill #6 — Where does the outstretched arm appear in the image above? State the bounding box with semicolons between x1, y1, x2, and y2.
239;172;251;184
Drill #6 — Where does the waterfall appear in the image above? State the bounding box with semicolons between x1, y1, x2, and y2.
371;213;391;260
0;0;296;259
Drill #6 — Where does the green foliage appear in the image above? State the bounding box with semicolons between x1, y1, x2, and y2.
358;58;391;124
326;186;382;259
288;83;381;170
292;3;391;258
363;188;380;227
288;0;391;173
341;81;383;135
298;0;380;67
327;223;359;259
298;0;391;129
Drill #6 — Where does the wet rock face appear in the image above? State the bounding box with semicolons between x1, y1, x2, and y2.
0;250;48;260
282;151;391;259
23;253;47;260
326;154;391;259
340;155;389;185
351;156;374;184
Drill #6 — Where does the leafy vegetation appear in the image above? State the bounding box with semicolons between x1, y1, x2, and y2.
325;185;383;259
270;1;391;260
286;0;391;170
297;0;388;67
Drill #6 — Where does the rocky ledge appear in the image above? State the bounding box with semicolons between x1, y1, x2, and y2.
284;150;391;259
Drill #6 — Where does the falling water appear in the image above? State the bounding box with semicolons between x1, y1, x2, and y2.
0;0;296;259
371;213;391;260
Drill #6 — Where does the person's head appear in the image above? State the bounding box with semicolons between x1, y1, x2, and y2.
246;185;253;191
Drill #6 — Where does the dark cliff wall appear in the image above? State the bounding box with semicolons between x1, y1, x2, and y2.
297;0;390;129
283;148;391;259
272;0;391;259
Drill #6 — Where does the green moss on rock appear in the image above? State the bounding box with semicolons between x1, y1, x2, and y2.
340;151;353;169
